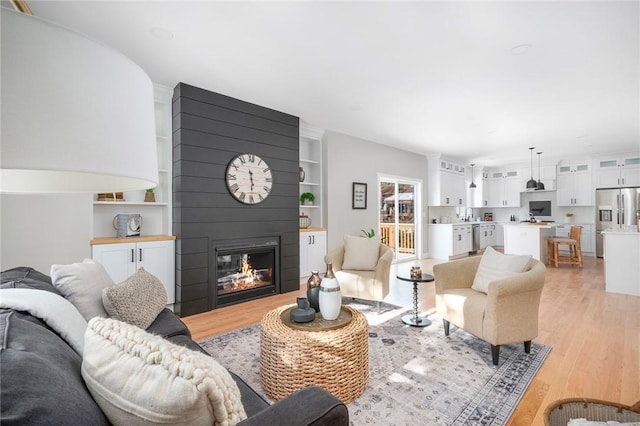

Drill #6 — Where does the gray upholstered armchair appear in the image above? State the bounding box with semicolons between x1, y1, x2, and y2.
324;241;393;314
433;252;546;365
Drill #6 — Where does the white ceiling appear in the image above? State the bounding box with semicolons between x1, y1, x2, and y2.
13;1;640;167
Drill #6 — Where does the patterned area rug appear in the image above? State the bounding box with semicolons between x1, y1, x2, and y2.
198;301;550;426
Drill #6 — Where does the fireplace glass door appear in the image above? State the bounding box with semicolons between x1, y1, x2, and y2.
217;250;274;296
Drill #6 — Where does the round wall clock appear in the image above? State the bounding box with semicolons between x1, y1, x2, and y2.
225;153;273;205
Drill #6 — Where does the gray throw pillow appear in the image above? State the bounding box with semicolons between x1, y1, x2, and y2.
102;268;167;329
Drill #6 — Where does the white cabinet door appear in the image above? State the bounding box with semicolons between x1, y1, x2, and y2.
556;173;574;206
92;240;175;304
503;177;522;207
300;231;327;277
573;172;593;206
557;164;593;206
137;241;175;304
621;166;640;187
92;243;137;283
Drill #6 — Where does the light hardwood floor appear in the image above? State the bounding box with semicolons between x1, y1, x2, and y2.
181;255;640;424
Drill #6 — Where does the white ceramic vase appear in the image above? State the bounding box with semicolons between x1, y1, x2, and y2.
319;263;341;320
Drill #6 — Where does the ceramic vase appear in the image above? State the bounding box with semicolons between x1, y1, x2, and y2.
299;167;305;182
306;271;322;311
319;263;341;320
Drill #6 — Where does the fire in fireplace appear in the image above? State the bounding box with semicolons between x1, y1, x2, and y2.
217;253;273;295
212;237;280;308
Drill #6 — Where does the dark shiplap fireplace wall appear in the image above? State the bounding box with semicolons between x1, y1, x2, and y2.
173;83;300;317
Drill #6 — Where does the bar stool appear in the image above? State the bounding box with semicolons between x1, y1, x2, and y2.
546;225;583;268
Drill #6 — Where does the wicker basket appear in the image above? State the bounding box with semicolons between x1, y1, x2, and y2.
544;398;640;426
259;304;369;403
299;213;311;229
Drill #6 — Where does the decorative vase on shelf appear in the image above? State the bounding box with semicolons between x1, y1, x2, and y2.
144;190;155;202
306;271;322;312
299;167;305;183
319;263;341;320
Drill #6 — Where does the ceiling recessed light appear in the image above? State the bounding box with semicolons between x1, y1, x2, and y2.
510;44;532;55
150;27;174;41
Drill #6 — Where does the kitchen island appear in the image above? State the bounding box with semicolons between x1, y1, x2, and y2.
603;231;640;296
503;223;556;261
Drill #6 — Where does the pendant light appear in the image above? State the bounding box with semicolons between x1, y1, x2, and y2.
526;147;538;189
536;152;545;190
469;164;477;188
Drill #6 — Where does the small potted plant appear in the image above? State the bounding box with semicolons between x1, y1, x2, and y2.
300;192;315;205
144;188;156;203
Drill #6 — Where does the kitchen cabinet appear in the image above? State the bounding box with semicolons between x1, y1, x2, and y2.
556;163;593;206
428;224;471;260
494;223;505;246
596;154;640;188
479;223;496;249
486;170;522;207
427;157;466;206
300;229;327;277
91;237;176;304
503;223;554;261
603;231;640;296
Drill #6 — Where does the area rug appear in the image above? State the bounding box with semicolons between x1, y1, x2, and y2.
198;302;550;426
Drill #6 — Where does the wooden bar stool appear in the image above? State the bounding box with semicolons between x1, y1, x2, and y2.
546;225;583;268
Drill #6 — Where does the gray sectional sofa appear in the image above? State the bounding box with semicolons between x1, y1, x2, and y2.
0;267;348;425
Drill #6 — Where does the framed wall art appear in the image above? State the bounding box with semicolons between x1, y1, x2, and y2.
352;182;367;209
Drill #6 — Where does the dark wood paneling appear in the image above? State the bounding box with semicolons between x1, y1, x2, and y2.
173;83;300;316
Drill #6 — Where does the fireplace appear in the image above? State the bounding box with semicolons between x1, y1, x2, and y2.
212;237;280;308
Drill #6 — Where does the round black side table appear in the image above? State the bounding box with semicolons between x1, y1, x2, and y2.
396;272;435;327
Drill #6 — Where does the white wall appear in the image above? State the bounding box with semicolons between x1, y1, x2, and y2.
1;194;92;273
324;131;428;255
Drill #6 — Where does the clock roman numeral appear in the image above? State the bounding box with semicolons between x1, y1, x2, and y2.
227;173;236;180
239;156;247;164
248;195;255;204
229;183;239;193
239;192;246;202
263;186;271;193
258;193;264;201
263;167;270;173
265;177;272;182
248;154;255;163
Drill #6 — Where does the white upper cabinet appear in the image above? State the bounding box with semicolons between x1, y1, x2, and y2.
427;157;466;206
595;153;640;188
556;162;593;206
485;169;522;207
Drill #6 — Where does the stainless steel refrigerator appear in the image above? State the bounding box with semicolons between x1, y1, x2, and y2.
595;186;640;257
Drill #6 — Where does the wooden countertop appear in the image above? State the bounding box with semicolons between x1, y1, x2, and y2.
300;227;327;232
90;235;176;245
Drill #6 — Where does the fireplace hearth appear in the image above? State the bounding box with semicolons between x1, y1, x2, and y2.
212;237;280;308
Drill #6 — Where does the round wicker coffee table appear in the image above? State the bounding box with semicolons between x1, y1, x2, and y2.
259;304;369;403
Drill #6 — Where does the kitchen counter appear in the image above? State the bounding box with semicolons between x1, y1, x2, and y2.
603;231;640;296
503;223;556;261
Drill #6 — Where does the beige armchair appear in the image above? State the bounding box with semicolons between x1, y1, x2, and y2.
324;243;393;314
433;255;546;365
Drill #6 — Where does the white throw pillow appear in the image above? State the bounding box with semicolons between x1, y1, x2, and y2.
471;246;532;294
102;268;167;329
82;317;247;426
50;259;115;320
342;235;380;271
